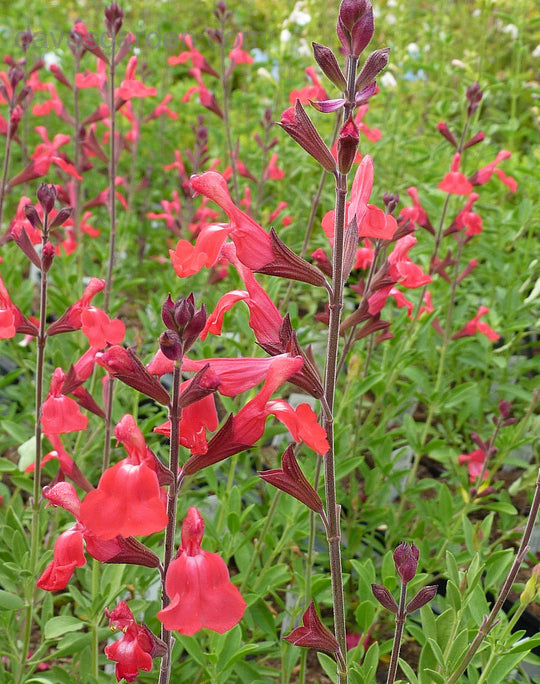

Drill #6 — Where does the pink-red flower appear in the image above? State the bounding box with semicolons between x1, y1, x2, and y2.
79;416;168;540
157;507;246;634
458;448;488;482
105;601;166;683
452;306;499;342
37;482;160;591
41;368;88;434
438;153;473;195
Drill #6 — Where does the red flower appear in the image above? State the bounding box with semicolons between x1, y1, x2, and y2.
190;171;274;270
228;33;254;66
36;482;160;591
387;235;431;289
41;368;88;434
0;275;38;338
157;507;246;635
438;153;473;195
37;525;86;591
469;150;517;191
458;448;488;482
105;601;166;683
452;306;499;342
79;420;168;540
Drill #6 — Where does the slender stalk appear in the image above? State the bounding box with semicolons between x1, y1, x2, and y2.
104;35;117;313
103;39;117;471
158;359;182;684
219;18;239;204
321;54;360;684
16;211;50;684
386;582;408;684
446;467;540;684
0;105;14;237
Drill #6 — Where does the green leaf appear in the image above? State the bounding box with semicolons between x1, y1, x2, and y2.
446;580;462;612
317;653;337;683
483;501;517;515
17;436;37;472
0;589;24;610
0;457;16;472
445;552;460;586
355;600;375;633
426;637;445;668
397;658;418;684
445;628;469;672
44;616;85;640
435;608;456;649
2;420;32;445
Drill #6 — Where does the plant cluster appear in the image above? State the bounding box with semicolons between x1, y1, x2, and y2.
0;1;538;683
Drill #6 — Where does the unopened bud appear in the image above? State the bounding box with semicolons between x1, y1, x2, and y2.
41;241;55;272
37;183;56;215
393;542;419;584
104;2;124;37
158;330;183;362
371;584;398;613
405;585;438;613
312;42;347;91
20;29;33;49
520;565;540;608
49;206;73;229
337;115;359;174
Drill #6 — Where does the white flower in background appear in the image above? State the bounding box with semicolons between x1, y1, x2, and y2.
451;59;467;69
289;2;311;27
407;43;420;58
43;52;61;68
387;0;397;6
280;28;291;44
297;38;311;57
472;8;481;17
533;44;540;58
502;23;518;40
386;13;397;25
380;72;397;88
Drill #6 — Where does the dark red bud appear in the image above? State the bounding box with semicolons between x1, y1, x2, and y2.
284;600;340;654
41;241;55;272
159;330;183;361
104;2;124;36
464;131;485;149
259;445;324;513
405;585;438;613
383;192;399;215
37;183;56;215
371;583;398;613
161;294;176;330
393;542;419;584
24;205;43;230
312;42;347;91
49;207;73;229
355;47;390;92
337;116;359;173
183;304;207;351
20;30;33;49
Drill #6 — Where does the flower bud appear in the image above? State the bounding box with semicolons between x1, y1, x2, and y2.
520;565;540;608
161;294;176;331
174;293;195;330
371;583;398;613
337;115;359;174
312;42;347;91
337;0;374;57
383;192;399;215
19;29;33;49
37;183;56;215
49;206;73;229
41;241;55;273
183;304;207;351
104;2;124;37
259;445;324;513
159;330;183;361
405;585;438;613
393;542;419;584
355;47;390;92
9;66;24;92
466;82;483;118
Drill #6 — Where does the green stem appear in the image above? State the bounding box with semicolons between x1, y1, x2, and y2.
446;467;540;684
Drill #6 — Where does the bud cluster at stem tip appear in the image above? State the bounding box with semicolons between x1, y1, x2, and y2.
159;293;207;361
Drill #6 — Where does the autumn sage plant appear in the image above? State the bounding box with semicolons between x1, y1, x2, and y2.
1;0;538;682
